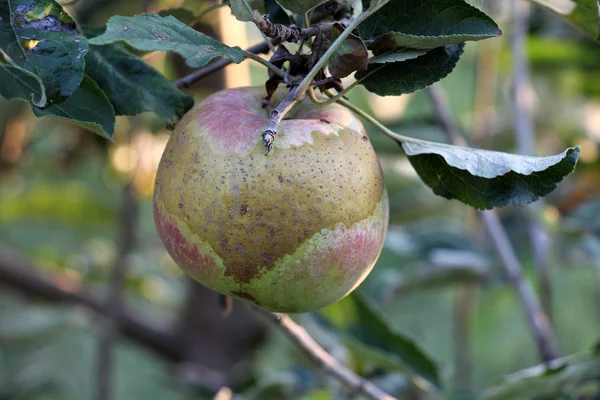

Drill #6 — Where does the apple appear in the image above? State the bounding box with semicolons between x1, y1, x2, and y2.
153;86;389;313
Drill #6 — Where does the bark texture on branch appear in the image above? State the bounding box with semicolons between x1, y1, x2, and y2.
255;309;397;400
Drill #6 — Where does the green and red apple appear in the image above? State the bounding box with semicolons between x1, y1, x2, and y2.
153;87;388;313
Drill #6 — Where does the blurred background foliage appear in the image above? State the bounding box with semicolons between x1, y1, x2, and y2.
1;0;599;399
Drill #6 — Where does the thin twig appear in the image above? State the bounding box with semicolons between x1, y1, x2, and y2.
252;11;350;43
175;41;272;88
510;0;554;322
96;183;139;400
425;84;560;362
255;309;396;400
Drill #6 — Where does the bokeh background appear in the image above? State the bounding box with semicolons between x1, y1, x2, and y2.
1;0;599;399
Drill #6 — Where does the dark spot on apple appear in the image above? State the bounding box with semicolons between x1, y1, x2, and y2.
278;175;284;183
362;136;368;141
320;118;331;124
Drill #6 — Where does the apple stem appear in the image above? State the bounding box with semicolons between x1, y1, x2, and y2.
262;85;303;154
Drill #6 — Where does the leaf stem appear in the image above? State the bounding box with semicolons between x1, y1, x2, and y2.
243;50;284;77
309;65;385;106
323;91;408;142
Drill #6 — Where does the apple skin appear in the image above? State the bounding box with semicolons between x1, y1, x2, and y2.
153;86;389;313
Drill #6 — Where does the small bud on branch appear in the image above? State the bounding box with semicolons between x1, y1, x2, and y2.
253;10;301;42
252;11;351;44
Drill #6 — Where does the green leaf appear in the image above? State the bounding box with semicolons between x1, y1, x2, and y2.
359;0;501;50
84;37;194;125
483;353;600;400
0;64;115;138
275;0;328;14
319;292;440;389
0;0;88;107
88;13;246;68
528;0;600;40
356;44;464;96
229;0;254;21
402;138;580;210
328;23;368;78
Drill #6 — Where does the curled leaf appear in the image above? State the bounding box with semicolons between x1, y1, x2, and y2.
328;23;368;79
402;139;580;210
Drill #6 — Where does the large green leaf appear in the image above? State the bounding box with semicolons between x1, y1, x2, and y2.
359;0;501;50
318;292;440;390
402;138;580;210
0;64;115;139
529;0;600;40
0;0;88;107
483;353;600;399
356;44;464;96
275;0;328;13
84;31;193;126
89;13;246;68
